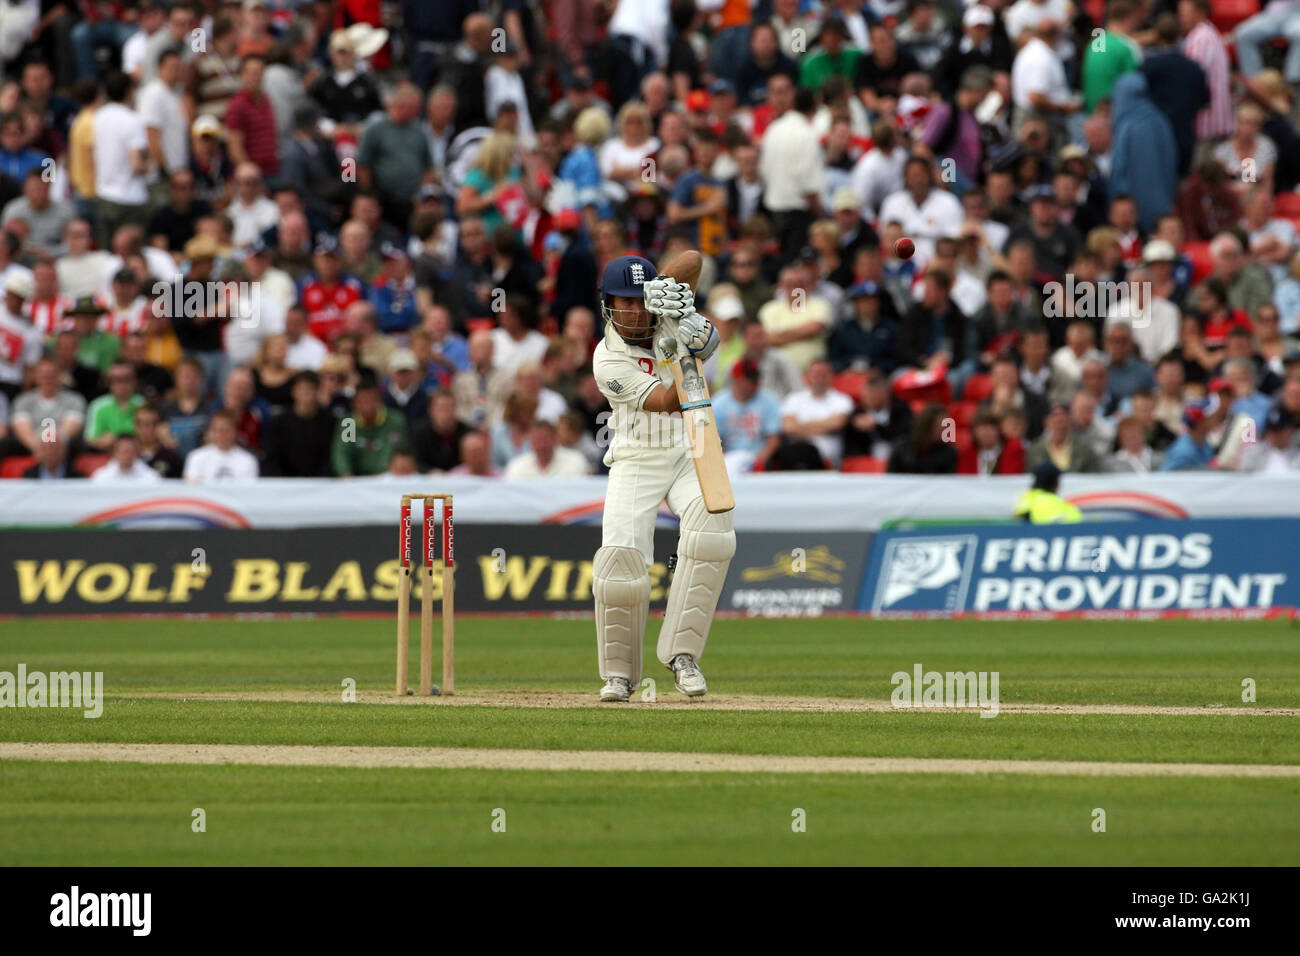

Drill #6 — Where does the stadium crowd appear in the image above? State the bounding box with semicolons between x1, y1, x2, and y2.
0;0;1299;484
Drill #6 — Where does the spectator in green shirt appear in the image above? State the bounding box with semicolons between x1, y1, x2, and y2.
798;16;862;92
356;81;432;232
84;361;143;450
331;370;408;476
1081;0;1144;113
65;297;120;374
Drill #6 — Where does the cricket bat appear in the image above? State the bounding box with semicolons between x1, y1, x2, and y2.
657;251;735;514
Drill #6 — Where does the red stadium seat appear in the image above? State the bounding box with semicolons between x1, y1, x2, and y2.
465;317;496;335
831;370;867;400
962;373;994;403
1184;241;1214;283
1211;0;1260;33
841;455;887;473
72;453;109;477
949;401;979;428
1084;0;1106;24
0;456;35;478
1274;192;1300;219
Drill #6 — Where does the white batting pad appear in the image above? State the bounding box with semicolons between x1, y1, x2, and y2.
593;546;651;684
658;497;736;664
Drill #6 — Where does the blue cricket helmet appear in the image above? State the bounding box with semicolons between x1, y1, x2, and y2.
599;255;657;299
600;254;659;346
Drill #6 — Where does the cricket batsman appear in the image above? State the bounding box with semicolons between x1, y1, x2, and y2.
591;254;735;702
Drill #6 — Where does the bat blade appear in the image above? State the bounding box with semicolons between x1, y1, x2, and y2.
673;350;734;513
652;248;733;512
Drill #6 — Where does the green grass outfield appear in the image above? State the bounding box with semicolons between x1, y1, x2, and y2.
1;616;1298;865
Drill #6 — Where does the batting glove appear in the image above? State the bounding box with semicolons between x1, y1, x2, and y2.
675;310;715;354
642;276;696;321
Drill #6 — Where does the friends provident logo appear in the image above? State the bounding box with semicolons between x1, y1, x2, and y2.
873;535;978;611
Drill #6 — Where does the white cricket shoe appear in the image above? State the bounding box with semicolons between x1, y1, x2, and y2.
599;677;634;702
670;654;707;697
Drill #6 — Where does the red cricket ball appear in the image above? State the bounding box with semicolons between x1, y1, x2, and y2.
895;237;915;260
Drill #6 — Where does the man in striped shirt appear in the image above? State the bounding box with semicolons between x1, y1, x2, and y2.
27;261;69;337
189;16;244;122
1179;0;1234;140
102;269;150;338
225;56;280;180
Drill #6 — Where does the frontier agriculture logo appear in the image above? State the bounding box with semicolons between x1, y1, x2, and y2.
732;545;849;616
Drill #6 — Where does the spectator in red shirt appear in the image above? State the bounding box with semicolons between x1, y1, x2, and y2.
1196;278;1253;349
219;365;270;454
1176;160;1242;241
1108;195;1144;267
237;0;276;59
958;410;1026;475
225;55;280;178
299;237;364;343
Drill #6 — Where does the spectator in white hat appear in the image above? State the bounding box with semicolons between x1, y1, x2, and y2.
1106;240;1181;364
0;270;41;399
189;115;233;207
383;348;432;428
936;5;1012;98
309;29;384;134
701;286;747;387
829;186;877;261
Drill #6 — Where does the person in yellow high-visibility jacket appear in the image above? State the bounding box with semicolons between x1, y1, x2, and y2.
1015;462;1083;524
